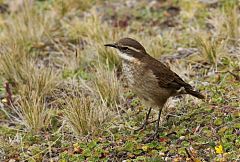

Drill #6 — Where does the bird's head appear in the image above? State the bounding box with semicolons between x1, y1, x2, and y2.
104;38;147;62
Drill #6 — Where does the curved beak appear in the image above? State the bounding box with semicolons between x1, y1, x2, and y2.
104;43;117;48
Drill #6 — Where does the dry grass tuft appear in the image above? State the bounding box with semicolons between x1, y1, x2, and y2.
63;91;111;136
12;92;50;133
0;47;29;86
94;65;123;108
18;67;59;98
195;33;225;65
222;2;239;44
0;51;59;98
0;44;59;133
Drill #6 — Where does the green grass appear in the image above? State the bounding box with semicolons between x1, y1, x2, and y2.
0;0;239;161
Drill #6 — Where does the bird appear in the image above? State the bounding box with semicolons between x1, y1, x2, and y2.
104;37;204;141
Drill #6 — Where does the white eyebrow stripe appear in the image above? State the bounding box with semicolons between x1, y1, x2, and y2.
122;46;142;53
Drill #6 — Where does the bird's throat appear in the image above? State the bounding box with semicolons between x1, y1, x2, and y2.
117;51;138;63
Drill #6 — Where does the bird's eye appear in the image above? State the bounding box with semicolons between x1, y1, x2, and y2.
122;47;128;50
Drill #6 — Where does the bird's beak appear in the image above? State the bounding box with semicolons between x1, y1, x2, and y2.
104;43;117;48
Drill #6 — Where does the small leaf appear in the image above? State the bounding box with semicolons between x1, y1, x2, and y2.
218;127;228;135
214;118;223;126
1;98;7;103
234;123;240;129
88;141;97;149
193;158;202;162
159;137;168;142
147;141;158;148
142;145;149;152
133;149;142;155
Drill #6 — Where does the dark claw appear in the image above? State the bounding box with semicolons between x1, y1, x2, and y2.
134;107;152;132
144;132;159;143
134;123;146;132
134;119;158;132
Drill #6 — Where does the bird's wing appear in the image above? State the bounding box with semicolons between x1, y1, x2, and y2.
145;56;192;90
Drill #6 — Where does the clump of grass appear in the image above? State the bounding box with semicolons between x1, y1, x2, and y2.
195;33;225;65
94;65;123;108
0;46;59;133
63;92;110;136
11;92;50;133
0;50;59;98
0;46;29;86
18;67;59;98
221;1;239;44
1;61;58;133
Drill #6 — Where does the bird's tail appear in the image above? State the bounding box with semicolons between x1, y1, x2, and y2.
186;88;205;99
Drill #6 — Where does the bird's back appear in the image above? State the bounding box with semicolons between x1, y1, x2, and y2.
141;54;204;99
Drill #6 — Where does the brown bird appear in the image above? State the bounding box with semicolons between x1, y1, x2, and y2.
105;38;204;141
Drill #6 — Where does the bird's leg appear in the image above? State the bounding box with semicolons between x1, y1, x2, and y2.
144;106;163;142
134;107;152;131
154;106;163;133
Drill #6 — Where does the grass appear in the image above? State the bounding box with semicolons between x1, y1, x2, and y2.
12;92;50;133
94;65;123;108
195;33;225;65
63;93;107;136
0;0;239;161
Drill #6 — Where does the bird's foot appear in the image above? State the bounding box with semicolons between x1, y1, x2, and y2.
144;131;159;143
134;120;157;132
134;122;147;132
